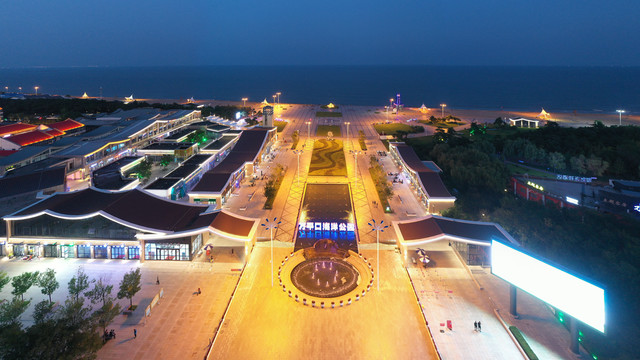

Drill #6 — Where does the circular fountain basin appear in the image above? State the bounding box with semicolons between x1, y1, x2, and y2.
290;257;359;298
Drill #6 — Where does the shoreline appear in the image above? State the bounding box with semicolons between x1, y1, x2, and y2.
97;96;638;128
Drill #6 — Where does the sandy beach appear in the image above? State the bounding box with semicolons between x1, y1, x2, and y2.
99;96;640;128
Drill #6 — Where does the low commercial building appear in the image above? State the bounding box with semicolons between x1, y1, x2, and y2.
145;154;217;200
393;215;517;267
3;187;259;262
189;128;276;207
509;117;540;128
389;143;456;214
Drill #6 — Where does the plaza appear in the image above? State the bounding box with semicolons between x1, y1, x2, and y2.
1;103;592;360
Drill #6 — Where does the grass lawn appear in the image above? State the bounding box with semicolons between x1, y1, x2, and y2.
316;111;342;118
274;120;287;132
419;120;462;128
308;139;347;176
506;163;556;179
316;125;342;137
374;123;422;136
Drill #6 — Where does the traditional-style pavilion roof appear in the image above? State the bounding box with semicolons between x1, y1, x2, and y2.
393;143;454;199
393;215;516;247
0;123;37;137
5;187;259;240
48;119;84;132
5;130;55;147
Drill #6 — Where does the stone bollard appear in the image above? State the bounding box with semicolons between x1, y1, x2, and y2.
295;294;299;302
355;294;360;301
303;298;307;306
288;290;292;297
321;302;325;309
331;302;335;308
312;300;315;307
340;300;344;307
348;298;352;305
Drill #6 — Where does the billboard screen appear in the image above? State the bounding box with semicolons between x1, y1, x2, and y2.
491;240;605;333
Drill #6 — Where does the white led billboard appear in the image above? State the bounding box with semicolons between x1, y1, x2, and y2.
491;240;605;333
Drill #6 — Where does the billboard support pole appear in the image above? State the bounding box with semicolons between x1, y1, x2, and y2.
570;317;580;354
509;284;518;318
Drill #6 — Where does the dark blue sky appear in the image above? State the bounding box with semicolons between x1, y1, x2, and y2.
1;0;638;67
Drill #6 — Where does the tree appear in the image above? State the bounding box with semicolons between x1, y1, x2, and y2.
586;155;609;177
493;117;505;127
0;298;31;325
33;300;55;323
159;154;174;167
117;268;141;310
68;268;91;302
133;159;152;180
11;271;39;301
0;272;9;293
38;268;59;304
548;152;566;172
85;277;114;307
92;299;122;335
570;155;587;175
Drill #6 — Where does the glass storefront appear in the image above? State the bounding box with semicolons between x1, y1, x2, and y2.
77;245;91;258
43;244;58;257
60;245;75;258
128;246;140;260
13;245;25;257
111;246;125;259
94;246;108;259
145;242;190;261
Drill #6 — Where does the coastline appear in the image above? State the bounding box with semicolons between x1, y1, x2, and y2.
99;96;640;128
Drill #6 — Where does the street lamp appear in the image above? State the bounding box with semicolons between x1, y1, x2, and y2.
272;94;277;106
293;150;303;186
368;219;389;291
34;86;39;95
440;104;447;119
276;92;281;105
305;120;312;141
616;109;625;126
18;86;22;93
261;217;281;287
344;122;351;143
353;150;361;188
242;97;248;108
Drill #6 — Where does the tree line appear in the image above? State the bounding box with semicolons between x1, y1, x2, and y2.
0;267;142;359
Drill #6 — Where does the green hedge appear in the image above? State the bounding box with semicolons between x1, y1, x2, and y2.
509;326;539;360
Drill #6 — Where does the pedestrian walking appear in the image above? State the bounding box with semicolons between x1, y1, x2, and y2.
134;329;137;338
156;276;160;285
478;321;481;332
198;287;201;295
474;321;477;331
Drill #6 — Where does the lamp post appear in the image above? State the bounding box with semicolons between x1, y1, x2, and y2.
440;104;447;119
261;217;281;287
305;120;311;141
18;86;22;93
35;86;39;96
368;219;389;291
272;94;277;107
344;122;351;143
293;150;303;186
353;150;361;188
242;97;248;108
388;98;394;120
276;92;281;105
616;109;625;126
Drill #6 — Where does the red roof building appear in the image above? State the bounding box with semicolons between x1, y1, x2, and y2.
48;119;84;132
0;123;38;137
5;130;55;147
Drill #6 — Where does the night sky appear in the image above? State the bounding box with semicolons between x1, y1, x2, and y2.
1;0;638;67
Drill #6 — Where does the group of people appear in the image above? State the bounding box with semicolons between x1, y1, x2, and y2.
103;329;116;341
474;321;482;332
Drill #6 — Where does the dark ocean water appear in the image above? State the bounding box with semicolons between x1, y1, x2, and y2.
1;66;639;112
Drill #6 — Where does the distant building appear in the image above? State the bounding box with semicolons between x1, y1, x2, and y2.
509;117;539;128
263;106;273;127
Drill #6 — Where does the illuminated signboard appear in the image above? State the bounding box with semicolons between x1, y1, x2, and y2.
298;221;356;240
565;196;579;205
491;240;605;332
634;204;640;213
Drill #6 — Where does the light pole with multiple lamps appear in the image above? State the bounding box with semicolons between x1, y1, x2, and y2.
272;94;277;107
261;217;281;287
276;92;281;106
368;219;389;291
292;150;303;186
616;109;625;126
242;97;248;108
440;103;447;119
35;86;39;96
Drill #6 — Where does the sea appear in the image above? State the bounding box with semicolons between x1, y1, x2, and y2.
1;66;639;113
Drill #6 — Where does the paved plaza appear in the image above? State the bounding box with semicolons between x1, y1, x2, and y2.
208;247;439;360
